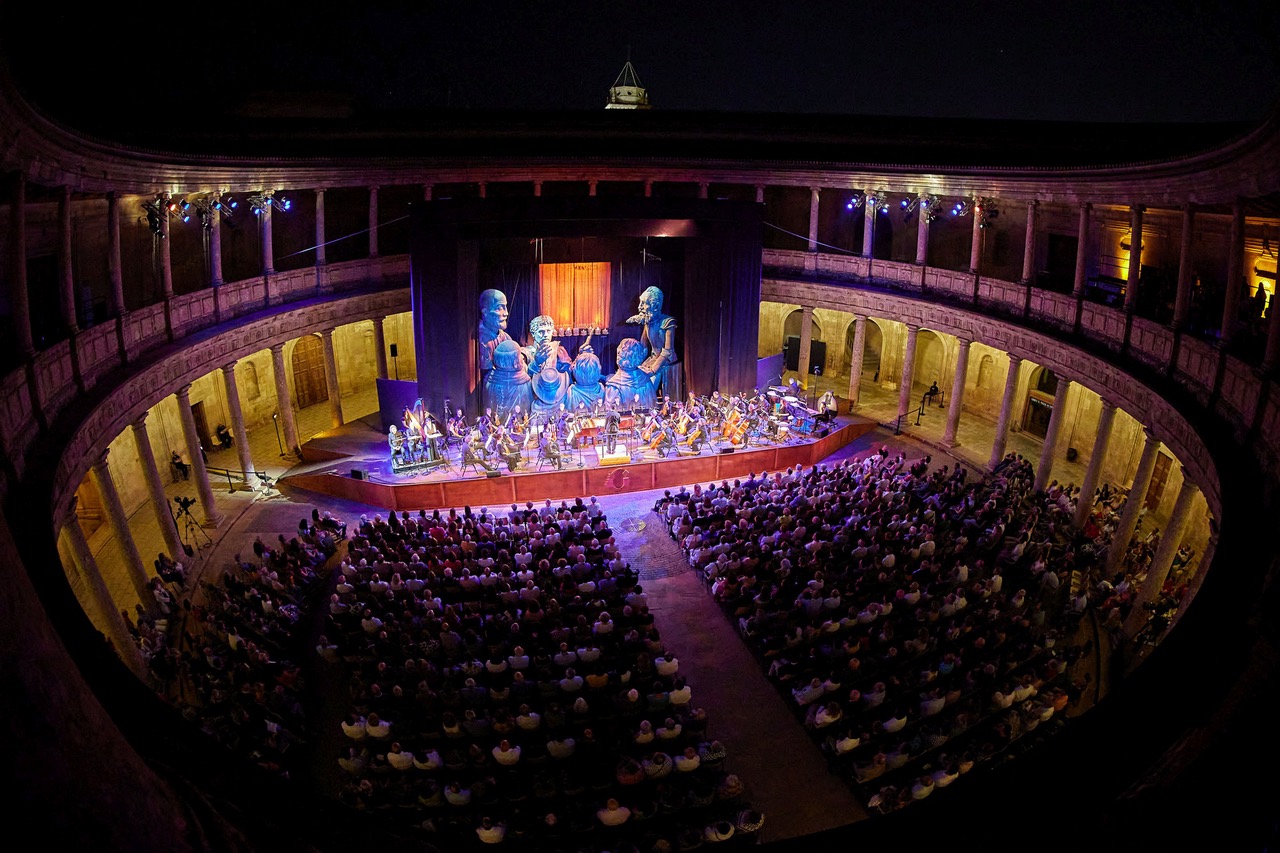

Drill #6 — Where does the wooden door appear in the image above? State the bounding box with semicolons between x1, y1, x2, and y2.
292;335;329;409
1145;452;1172;512
191;400;212;448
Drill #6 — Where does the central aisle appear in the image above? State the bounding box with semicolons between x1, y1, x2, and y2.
606;490;867;842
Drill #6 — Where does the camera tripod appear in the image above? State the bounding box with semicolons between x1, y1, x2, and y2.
173;498;212;558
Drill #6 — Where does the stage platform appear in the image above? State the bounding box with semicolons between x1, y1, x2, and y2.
280;416;875;512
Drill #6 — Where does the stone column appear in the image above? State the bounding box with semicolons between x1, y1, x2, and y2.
423;184;433;201
158;196;174;299
1073;401;1117;529
221;363;257;488
175;384;223;527
533;180;543;197
1124;473;1198;638
697;181;708;199
58;186;79;334
130;413;183;560
942;338;971;445
1124;204;1144;313
260;199;275;275
373;316;389;380
270;343;300;455
589;180;600;197
644;179;653;198
321;328;344;428
915;194;931;266
91;452;154;607
478;181;487;199
314;188;327;266
1072;202;1091;297
969;199;983;273
63;514;144;673
1020;200;1037;284
797;307;814;389
207;198;223;286
862;193;876;258
368;186;379;258
988;355;1022;469
898;324;919;418
1220;198;1245;344
8;174;34;357
847;315;867;408
107;192;126;317
807;187;820;251
1172;204;1195;330
1033;378;1072;491
1106;429;1161;574
754;185;765;204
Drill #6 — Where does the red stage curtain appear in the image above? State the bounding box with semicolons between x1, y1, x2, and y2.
538;262;611;329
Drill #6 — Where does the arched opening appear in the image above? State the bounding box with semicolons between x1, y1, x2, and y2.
782;310;824;377
864;320;884;383
912;330;946;401
291;335;329;409
1023;366;1059;439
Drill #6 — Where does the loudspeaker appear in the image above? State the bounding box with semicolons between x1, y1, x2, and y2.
718;447;735;454
389;343;398;358
784;335;826;375
350;468;366;480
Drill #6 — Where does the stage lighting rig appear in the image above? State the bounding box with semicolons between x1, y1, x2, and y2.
140;193;175;236
248;191;291;216
848;190;891;213
190;194;237;229
900;193;940;223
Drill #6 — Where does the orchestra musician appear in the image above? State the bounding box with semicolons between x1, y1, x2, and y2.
388;424;406;467
446;409;468;448
496;426;522;472
463;430;497;472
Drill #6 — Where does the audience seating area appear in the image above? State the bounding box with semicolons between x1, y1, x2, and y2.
324;501;763;850
661;450;1108;813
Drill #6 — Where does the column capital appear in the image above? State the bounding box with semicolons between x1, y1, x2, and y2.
801;305;814;315
905;322;920;332
175;383;193;401
955;336;972;348
220;361;238;376
1142;426;1159;445
320;327;335;340
1181;201;1194;213
373;314;387;325
1131;203;1147;213
91;448;110;471
131;410;149;431
1007;354;1022;366
1078;200;1092;212
810;186;821;195
1026;199;1039;210
368;184;379;193
1099;398;1117;413
314;186;327;194
269;341;286;354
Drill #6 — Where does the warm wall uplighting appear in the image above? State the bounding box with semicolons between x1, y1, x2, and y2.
538;262;611;330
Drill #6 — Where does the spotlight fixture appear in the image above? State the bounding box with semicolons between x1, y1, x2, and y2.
901;193;940;223
140;193;172;236
190;193;236;229
247;191;291;216
952;196;999;229
848;190;889;213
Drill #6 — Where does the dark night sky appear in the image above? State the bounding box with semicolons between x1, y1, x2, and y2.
8;1;1280;126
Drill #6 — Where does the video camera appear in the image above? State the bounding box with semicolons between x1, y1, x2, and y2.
174;496;197;512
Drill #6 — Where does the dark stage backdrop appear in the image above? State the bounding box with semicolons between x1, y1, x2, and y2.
411;198;761;417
